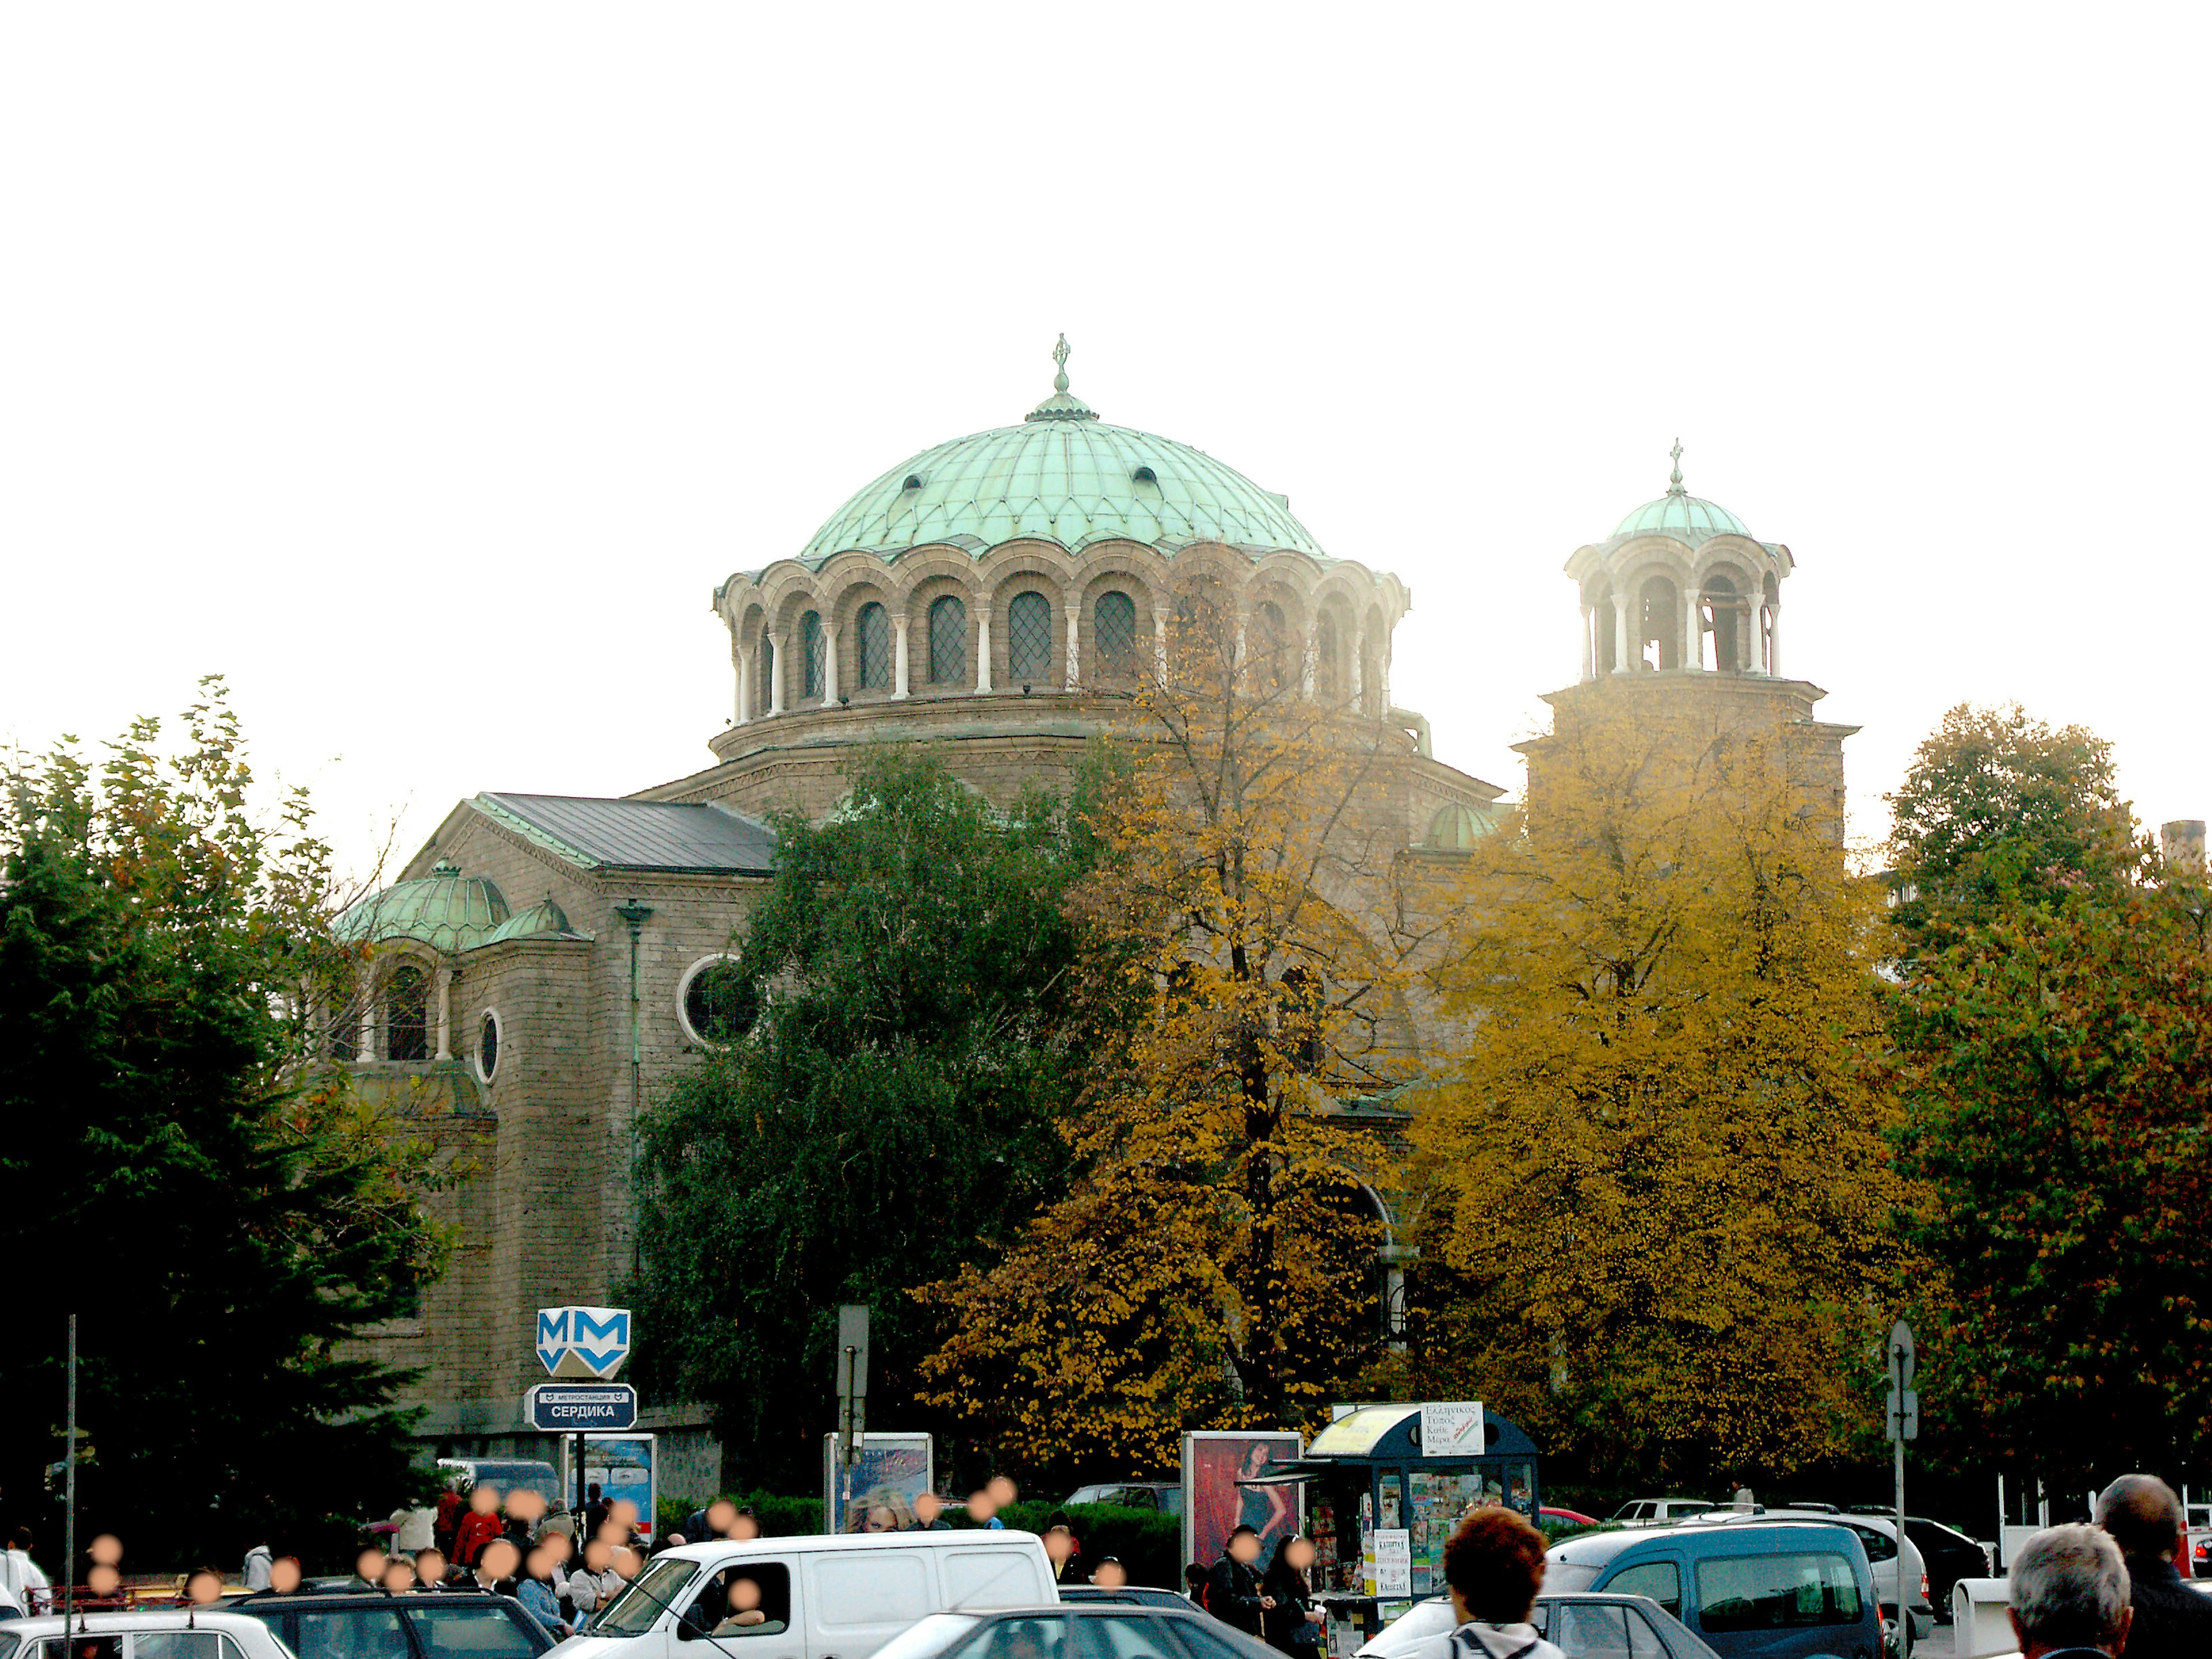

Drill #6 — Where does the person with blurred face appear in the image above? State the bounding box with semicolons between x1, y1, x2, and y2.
966;1489;998;1528
711;1575;786;1638
412;1550;449;1591
908;1493;950;1532
268;1558;303;1596
611;1546;642;1582
986;1476;1017;1512
728;1509;761;1542
184;1570;224;1606
380;1559;417;1594
1043;1527;1077;1584
355;1546;388;1590
1090;1558;1127;1589
454;1487;504;1569
706;1501;738;1539
517;1547;569;1637
476;1538;521;1596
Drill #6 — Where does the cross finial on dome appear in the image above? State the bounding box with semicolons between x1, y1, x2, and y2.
1667;438;1685;497
1026;334;1098;422
1052;333;1071;393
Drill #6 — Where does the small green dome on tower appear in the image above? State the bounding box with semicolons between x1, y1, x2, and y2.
796;338;1324;566
334;859;511;953
1611;440;1751;544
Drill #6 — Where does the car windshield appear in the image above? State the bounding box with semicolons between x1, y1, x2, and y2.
869;1615;982;1659
404;1604;541;1658
593;1557;701;1637
1543;1562;1604;1594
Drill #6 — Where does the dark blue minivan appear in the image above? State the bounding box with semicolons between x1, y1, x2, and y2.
1544;1521;1882;1659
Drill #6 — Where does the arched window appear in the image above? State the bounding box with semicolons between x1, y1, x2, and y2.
1638;577;1680;671
1361;638;1380;713
1095;590;1137;668
1702;575;1741;672
1008;590;1053;682
1314;611;1339;699
1256;600;1290;694
927;594;967;685
858;603;891;690
385;964;429;1062
757;626;775;711
801;611;825;700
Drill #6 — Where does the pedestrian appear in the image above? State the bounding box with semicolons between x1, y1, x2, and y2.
1261;1535;1324;1656
391;1502;437;1558
1207;1525;1274;1637
2007;1523;2133;1659
412;1548;454;1590
454;1486;504;1569
435;1479;467;1560
355;1544;391;1591
1043;1525;1080;1585
516;1547;570;1637
1183;1563;1210;1609
4;1529;52;1614
380;1559;418;1594
584;1485;609;1542
1090;1558;1127;1589
475;1538;522;1597
1439;1508;1563;1659
908;1493;952;1532
965;1488;999;1528
184;1569;225;1607
2093;1475;2212;1659
241;1540;273;1594
267;1558;304;1596
728;1507;762;1542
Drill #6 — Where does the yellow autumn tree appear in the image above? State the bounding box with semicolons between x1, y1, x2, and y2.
916;572;1420;1474
1408;687;1912;1486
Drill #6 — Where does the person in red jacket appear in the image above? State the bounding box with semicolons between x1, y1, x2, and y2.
452;1486;506;1569
435;1483;466;1559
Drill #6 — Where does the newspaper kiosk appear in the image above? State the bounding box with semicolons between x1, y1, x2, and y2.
1238;1403;1543;1653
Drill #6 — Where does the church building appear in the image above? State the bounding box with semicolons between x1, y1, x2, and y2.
336;344;1846;1491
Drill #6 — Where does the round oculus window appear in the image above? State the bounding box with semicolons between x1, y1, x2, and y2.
679;955;757;1046
478;1010;501;1081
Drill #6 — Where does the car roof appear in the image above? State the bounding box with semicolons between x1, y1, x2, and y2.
233;1592;527;1609
1552;1520;1860;1566
7;1612;274;1635
649;1531;1044;1562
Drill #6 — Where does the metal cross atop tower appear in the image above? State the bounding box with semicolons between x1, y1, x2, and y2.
1668;438;1685;496
1052;333;1071;392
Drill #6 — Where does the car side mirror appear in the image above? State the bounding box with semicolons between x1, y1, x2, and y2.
677;1624;701;1643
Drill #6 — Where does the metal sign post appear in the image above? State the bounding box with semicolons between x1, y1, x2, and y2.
64;1313;76;1630
1887;1319;1917;1626
835;1304;869;1511
537;1306;632;1527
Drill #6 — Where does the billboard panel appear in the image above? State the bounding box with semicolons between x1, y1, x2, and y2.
1181;1430;1303;1572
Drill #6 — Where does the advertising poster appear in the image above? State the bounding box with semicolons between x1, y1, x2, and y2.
1181;1431;1303;1571
578;1434;656;1540
821;1432;934;1533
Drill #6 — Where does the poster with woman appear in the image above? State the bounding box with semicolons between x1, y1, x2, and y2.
1181;1431;1304;1572
821;1432;934;1532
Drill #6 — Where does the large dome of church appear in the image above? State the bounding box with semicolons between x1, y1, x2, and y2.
796;339;1324;565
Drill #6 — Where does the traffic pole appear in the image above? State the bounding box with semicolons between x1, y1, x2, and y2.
64;1313;77;1630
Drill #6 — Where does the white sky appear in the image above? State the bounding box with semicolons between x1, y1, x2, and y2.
5;5;2207;881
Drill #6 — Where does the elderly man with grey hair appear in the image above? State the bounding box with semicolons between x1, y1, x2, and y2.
2007;1524;2132;1658
2096;1472;2212;1659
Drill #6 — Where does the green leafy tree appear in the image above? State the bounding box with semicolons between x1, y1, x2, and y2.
0;681;448;1565
628;751;1109;1491
1887;702;2136;942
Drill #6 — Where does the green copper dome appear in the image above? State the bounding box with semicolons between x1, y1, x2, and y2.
1611;441;1751;544
334;860;511;953
797;339;1324;566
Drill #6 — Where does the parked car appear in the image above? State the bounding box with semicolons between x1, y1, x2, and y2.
1542;1508;1603;1529
0;1610;297;1659
1056;1589;1195;1611
1689;1510;1930;1644
1353;1592;1719;1659
1545;1520;1883;1659
1063;1484;1183;1515
566;1529;1058;1659
868;1600;1272;1659
1611;1500;1717;1528
233;1590;555;1659
2188;1499;2212;1578
1847;1514;1988;1620
435;1457;565;1507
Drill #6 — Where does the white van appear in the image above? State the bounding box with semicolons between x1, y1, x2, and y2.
559;1531;1058;1659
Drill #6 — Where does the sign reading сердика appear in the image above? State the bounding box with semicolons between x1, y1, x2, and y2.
536;1305;632;1380
528;1382;638;1432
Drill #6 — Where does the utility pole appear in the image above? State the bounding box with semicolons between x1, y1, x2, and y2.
613;902;653;1275
64;1313;77;1630
1888;1319;1918;1636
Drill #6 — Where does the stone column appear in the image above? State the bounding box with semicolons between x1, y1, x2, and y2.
1303;633;1318;699
1065;609;1081;690
1578;605;1595;683
1680;586;1699;672
819;622;839;706
892;614;910;699
356;960;376;1061
1767;605;1782;677
768;633;786;715
1154;613;1168;683
975;611;993;694
1350;618;1366;709
1744;599;1760;673
736;645;752;725
1613;601;1633;675
434;966;453;1060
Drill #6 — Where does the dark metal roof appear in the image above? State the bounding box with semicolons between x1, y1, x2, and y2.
474;793;777;875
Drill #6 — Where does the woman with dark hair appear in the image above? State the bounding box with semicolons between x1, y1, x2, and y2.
1260;1535;1324;1656
1440;1509;1563;1659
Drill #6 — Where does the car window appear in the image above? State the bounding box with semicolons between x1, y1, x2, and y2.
134;1635;242;1659
952;1618;1075;1659
1623;1612;1664;1659
1845;1526;1895;1563
1695;1553;1862;1631
298;1608;414;1659
1548;1604;1631;1659
810;1552;926;1630
1082;1615;1184;1659
1543;1563;1603;1595
870;1616;981;1659
1601;1561;1681;1619
942;1550;1050;1612
1157;1623;1246;1659
402;1604;541;1658
38;1639;123;1659
595;1556;700;1635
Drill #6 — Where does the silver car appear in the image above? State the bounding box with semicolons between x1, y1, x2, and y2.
0;1610;298;1659
1355;1592;1720;1659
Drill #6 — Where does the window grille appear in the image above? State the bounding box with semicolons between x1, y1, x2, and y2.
1095;590;1137;666
1315;612;1339;699
1009;591;1052;681
802;611;824;699
858;603;891;690
386;965;429;1062
928;594;967;684
1257;600;1289;692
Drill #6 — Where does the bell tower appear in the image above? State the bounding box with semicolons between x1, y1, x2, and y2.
1531;443;1857;842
